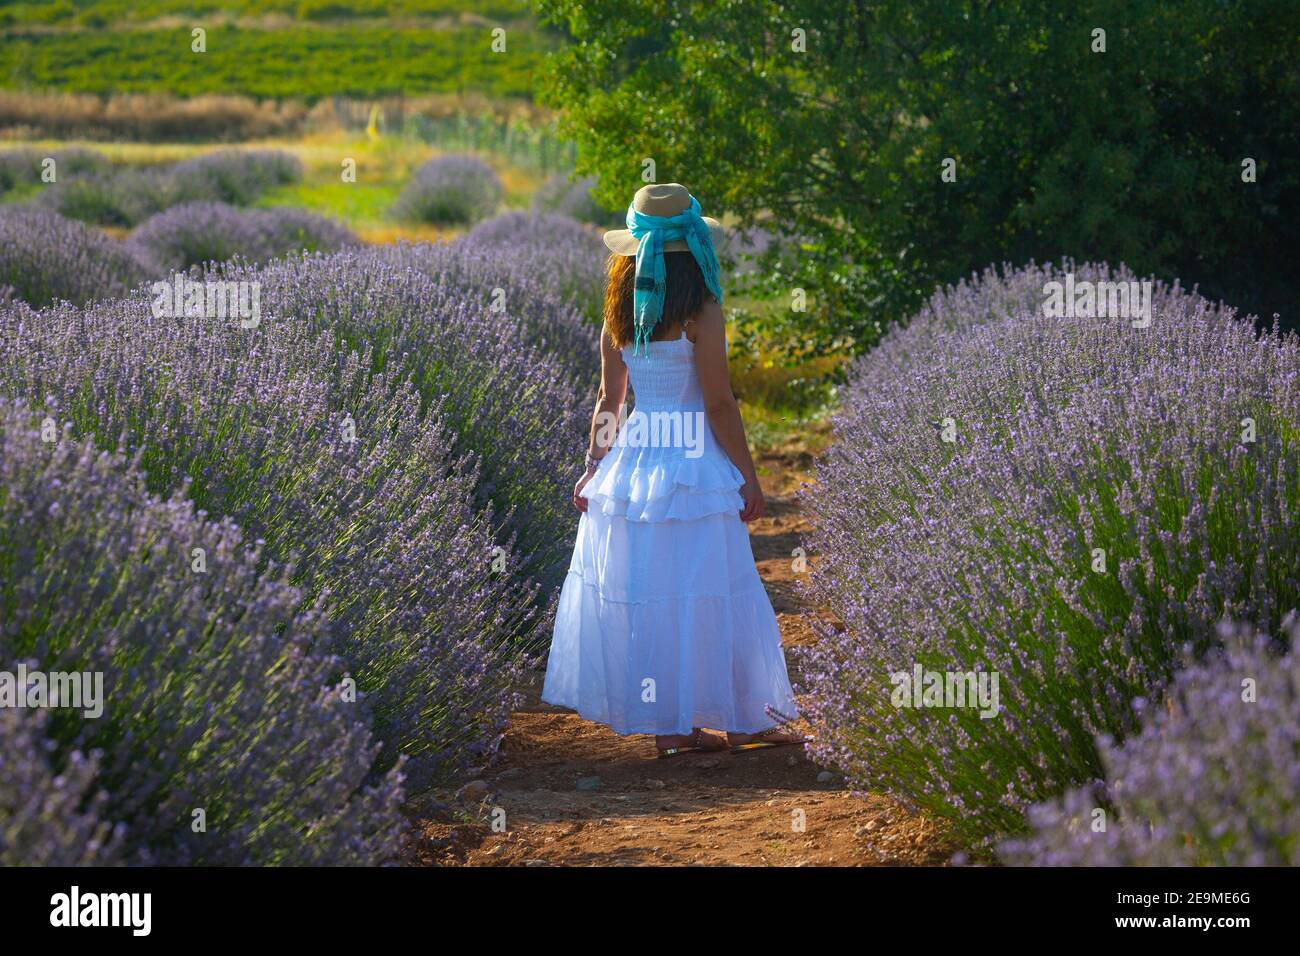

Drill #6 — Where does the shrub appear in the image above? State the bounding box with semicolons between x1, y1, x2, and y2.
45;146;109;178
461;210;607;323
37;149;303;228
1000;620;1300;866
532;173;617;226
0;149;41;192
0;238;590;782
1;146;108;194
800;261;1300;846
0;206;157;307
130;201;357;271
168;149;303;206
0;400;406;864
391;154;503;225
39;166;176;227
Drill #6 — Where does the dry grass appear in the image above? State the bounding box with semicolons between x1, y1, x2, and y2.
0;90;551;144
0;91;308;142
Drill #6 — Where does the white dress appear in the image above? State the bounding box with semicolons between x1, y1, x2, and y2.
541;330;798;735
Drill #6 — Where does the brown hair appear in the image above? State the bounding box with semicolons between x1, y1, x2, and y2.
602;251;709;349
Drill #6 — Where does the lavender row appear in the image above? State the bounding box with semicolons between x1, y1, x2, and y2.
0;244;596;789
0;401;406;865
798;262;1300;846
27;148;303;228
130;200;359;272
0;204;356;308
1000;619;1300;865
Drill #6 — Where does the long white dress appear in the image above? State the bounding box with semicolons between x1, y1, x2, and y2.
541;329;798;735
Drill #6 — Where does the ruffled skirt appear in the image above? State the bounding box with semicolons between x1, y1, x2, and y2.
541;441;799;736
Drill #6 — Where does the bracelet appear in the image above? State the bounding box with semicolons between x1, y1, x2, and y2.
584;451;603;472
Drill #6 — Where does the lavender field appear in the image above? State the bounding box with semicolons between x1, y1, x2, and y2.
0;2;1296;884
800;261;1300;861
1;147;605;863
5;185;1297;866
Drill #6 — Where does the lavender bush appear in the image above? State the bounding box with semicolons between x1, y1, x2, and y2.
0;401;406;864
800;261;1300;845
1000;620;1300;866
168;149;302;206
39;166;175;227
532;173;617;226
0;206;157;307
0;148;40;192
36;149;302;227
130;201;357;271
0;146;107;193
0;239;590;783
391;154;503;225
461;210;607;322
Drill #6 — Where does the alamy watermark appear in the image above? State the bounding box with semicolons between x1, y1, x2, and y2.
0;663;103;718
50;886;151;936
1041;273;1153;328
890;664;1000;719
151;276;261;328
595;407;707;459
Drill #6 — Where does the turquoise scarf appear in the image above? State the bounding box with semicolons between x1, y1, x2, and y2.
626;194;724;355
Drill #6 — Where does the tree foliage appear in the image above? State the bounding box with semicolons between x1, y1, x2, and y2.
538;0;1300;356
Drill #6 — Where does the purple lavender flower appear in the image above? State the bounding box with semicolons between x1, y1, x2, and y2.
130;201;357;271
391;154;503;225
167;149;303;206
462;209;607;320
0;236;592;789
0;206;158;307
1000;620;1300;865
799;260;1300;846
0;400;406;865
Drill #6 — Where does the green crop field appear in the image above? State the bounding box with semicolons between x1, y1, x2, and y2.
0;0;548;100
0;25;548;99
0;1;533;27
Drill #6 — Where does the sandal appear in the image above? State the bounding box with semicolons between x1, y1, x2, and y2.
656;728;728;759
728;726;809;752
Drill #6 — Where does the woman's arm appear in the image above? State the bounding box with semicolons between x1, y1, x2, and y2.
573;329;628;512
689;300;765;522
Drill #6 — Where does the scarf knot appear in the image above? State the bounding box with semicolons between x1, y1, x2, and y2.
626;195;724;355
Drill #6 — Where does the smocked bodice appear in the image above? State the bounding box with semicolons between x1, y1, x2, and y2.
579;330;743;523
621;332;703;411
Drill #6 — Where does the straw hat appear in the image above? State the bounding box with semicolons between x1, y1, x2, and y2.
602;183;724;255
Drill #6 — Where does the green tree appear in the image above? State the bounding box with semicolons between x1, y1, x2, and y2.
538;0;1300;356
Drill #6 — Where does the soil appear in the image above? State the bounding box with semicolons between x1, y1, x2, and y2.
408;438;956;867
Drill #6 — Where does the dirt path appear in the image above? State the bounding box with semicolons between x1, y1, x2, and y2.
410;443;953;866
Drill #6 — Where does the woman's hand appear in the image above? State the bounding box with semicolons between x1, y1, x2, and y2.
573;465;599;512
739;473;766;522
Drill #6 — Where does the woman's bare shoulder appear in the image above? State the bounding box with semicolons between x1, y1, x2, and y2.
684;298;725;343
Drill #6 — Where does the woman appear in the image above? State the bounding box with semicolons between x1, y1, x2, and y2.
541;183;803;758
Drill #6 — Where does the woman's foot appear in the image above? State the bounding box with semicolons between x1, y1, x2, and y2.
656;727;728;758
727;727;808;750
